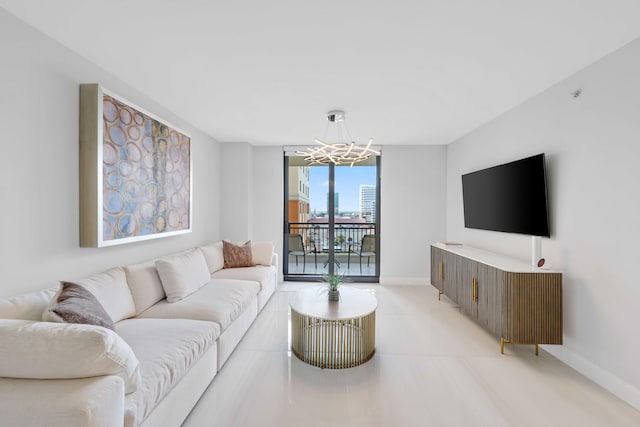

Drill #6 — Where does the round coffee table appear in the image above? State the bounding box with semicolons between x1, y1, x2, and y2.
290;286;377;369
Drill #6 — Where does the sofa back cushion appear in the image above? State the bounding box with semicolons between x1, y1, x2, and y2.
155;249;211;303
70;267;136;323
0;319;140;394
124;260;166;315
199;241;224;274
0;287;57;320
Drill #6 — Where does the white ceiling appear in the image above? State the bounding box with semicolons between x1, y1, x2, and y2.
2;1;640;146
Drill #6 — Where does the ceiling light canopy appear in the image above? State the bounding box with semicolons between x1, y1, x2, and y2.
297;110;379;166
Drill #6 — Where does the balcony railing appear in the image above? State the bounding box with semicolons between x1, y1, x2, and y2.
287;222;376;253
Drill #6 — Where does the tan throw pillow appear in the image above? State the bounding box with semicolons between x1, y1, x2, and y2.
223;240;256;268
43;282;115;330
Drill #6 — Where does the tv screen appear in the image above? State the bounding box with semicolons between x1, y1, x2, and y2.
462;153;550;237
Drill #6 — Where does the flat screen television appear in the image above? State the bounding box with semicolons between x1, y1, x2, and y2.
462;153;550;237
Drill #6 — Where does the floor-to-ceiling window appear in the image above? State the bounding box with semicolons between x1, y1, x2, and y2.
284;153;380;282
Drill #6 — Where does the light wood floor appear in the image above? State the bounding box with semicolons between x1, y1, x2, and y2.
182;284;640;427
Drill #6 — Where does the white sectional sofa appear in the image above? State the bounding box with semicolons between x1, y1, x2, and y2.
0;241;278;427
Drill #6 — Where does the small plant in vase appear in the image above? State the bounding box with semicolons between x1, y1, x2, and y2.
324;272;343;301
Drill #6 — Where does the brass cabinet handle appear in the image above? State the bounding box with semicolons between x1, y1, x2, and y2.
439;263;443;281
471;277;474;301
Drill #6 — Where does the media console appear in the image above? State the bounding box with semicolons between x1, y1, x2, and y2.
430;243;562;354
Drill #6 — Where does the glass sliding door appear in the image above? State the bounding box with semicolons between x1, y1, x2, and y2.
284;153;380;282
285;161;325;276
334;163;378;278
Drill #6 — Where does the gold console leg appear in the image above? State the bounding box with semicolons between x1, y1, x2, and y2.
438;290;442;301
535;344;539;356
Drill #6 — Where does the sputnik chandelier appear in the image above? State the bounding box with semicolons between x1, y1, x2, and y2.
297;110;379;166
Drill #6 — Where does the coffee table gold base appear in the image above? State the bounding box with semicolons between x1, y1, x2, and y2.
291;309;376;369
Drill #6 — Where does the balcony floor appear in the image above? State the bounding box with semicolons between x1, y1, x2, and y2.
286;253;376;277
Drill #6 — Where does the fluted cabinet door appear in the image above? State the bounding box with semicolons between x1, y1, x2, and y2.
430;247;444;292
502;272;563;345
443;251;458;301
476;264;503;337
457;257;477;318
476;263;489;328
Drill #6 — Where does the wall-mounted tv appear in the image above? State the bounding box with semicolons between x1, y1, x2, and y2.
462;153;550;237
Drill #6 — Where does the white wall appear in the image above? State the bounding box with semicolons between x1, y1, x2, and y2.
446;38;640;409
251;147;284;273
220;142;253;241
380;146;447;284
0;10;220;297
219;145;283;277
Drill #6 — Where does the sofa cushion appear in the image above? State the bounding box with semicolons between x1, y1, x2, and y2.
211;264;276;292
137;279;259;331
222;240;255;268
0;287;57;320
124;260;166;314
155;249;211;303
251;241;275;266
71;267;136;323
0;375;125;427
42;282;115;330
115;318;219;427
0;319;140;394
199;242;224;274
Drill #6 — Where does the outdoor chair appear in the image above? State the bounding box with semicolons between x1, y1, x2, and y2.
288;234;317;273
348;234;376;274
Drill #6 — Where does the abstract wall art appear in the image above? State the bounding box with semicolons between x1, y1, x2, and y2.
80;84;191;247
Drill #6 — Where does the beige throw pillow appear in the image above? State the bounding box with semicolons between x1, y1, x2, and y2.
43;282;115;330
223;240;255;268
251;241;275;266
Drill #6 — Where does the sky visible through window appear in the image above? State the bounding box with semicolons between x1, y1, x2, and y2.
309;165;376;213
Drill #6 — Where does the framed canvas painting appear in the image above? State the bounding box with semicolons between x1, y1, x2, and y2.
79;84;192;247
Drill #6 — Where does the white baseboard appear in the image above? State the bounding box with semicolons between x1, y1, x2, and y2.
379;276;428;286
543;345;640;411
